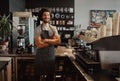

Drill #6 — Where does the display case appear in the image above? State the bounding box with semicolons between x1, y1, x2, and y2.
15;56;35;81
16;56;83;81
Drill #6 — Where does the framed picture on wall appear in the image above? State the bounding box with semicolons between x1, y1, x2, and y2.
90;10;116;27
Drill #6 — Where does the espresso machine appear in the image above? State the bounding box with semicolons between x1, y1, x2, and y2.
12;12;37;54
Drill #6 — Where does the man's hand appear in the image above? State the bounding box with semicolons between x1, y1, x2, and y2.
43;35;61;45
35;37;49;48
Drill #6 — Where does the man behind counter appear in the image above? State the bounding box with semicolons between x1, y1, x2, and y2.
34;8;61;81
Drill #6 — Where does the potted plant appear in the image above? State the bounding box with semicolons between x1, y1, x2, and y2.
0;14;13;54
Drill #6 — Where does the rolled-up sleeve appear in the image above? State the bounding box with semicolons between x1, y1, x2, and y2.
34;26;41;38
52;26;59;35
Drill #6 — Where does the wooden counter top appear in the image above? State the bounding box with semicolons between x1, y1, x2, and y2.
0;53;118;81
0;53;68;57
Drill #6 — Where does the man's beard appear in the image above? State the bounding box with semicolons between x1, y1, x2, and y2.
43;20;50;23
43;19;50;23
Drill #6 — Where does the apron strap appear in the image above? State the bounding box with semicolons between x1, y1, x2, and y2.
40;24;55;38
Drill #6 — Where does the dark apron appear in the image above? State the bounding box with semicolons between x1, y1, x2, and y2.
35;27;55;76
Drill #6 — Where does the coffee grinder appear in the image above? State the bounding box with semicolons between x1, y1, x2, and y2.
16;24;25;54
